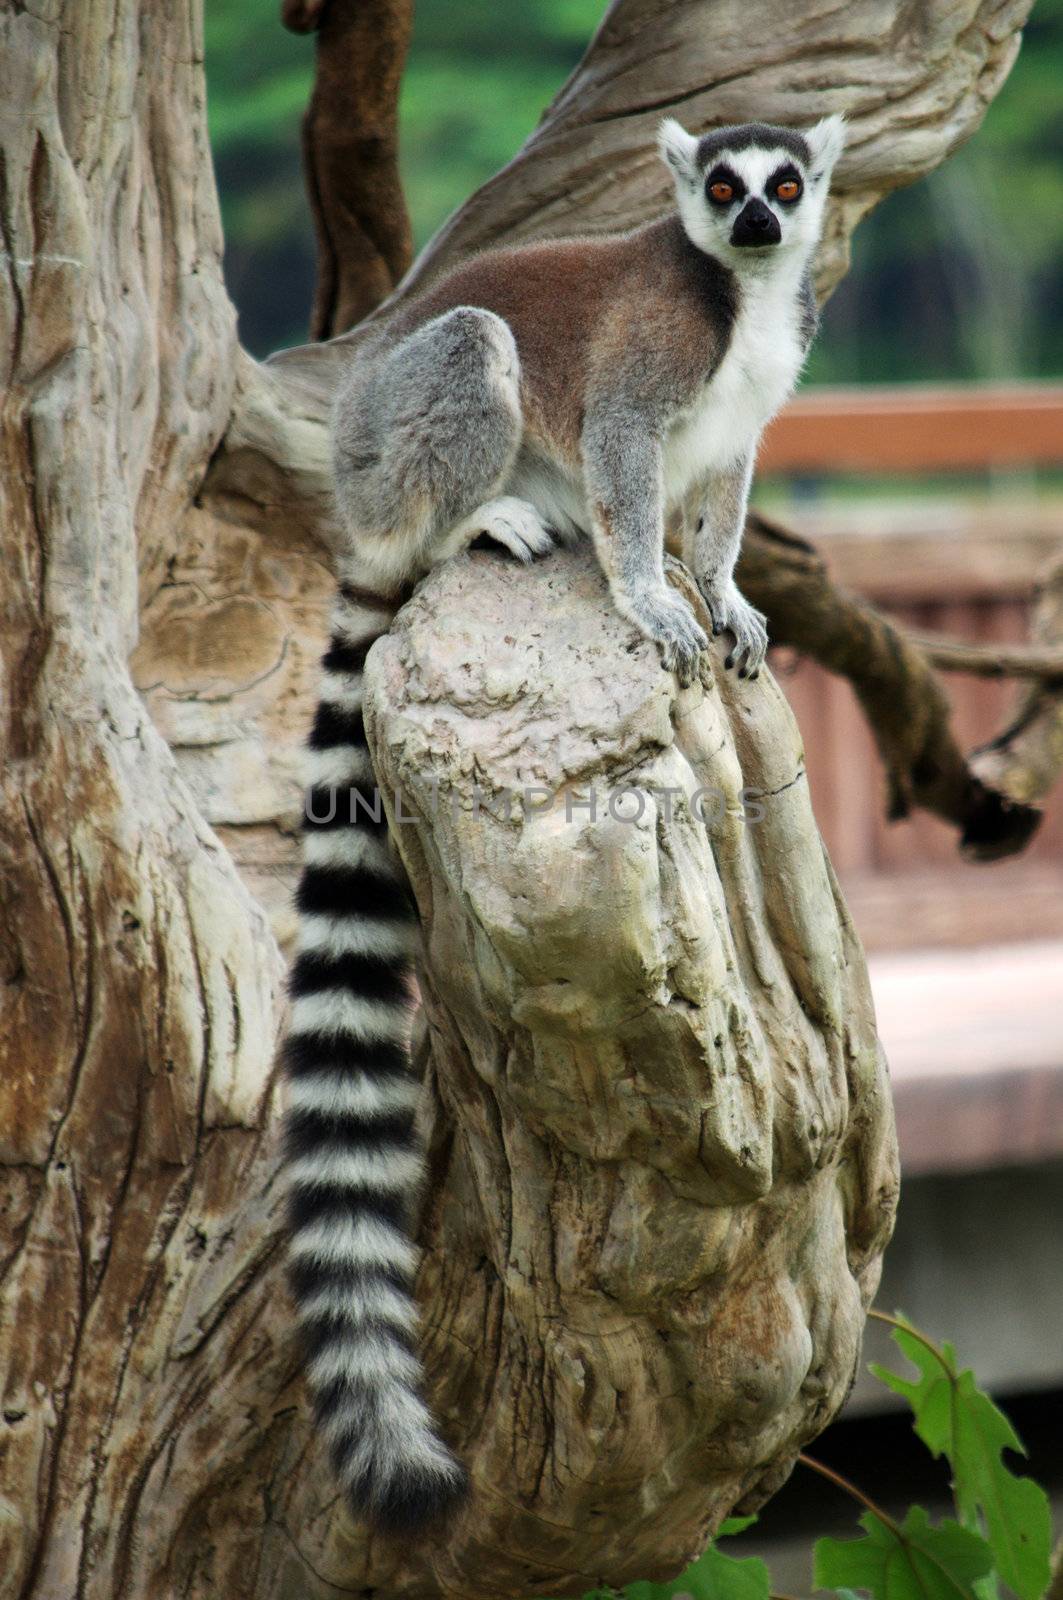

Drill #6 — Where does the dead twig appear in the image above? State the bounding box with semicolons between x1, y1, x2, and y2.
970;559;1063;806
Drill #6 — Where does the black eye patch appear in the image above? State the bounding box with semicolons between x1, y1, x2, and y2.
767;162;803;203
705;164;747;206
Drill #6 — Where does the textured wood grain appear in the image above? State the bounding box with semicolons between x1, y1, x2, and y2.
0;4;294;1596
737;515;1042;860
349;547;898;1597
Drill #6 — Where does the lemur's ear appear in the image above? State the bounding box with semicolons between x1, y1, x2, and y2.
806;114;847;181
658;118;699;186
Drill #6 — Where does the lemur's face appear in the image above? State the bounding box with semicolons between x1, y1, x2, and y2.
658;117;846;265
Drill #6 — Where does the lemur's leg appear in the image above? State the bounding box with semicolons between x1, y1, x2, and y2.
689;454;767;678
332;307;551;594
441;495;554;566
582;412;708;686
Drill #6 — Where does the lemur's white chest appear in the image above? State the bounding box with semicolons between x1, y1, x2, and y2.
663;269;805;502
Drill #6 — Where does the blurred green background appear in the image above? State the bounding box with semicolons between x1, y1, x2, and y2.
205;0;1063;378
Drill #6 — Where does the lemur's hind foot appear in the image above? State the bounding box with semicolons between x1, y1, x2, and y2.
461;496;555;563
331;305;525;589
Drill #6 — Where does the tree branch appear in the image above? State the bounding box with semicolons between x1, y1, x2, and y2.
906;631;1063;681
970;558;1063;805
249;0;1054;864
738;514;1043;861
262;0;1036;369
283;0;414;339
3;0;1043;1589
339;0;1033;318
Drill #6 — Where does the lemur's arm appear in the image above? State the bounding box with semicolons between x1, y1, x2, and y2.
688;454;768;679
688;454;752;597
582;406;707;685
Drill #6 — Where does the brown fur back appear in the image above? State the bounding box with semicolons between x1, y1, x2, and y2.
386;218;737;463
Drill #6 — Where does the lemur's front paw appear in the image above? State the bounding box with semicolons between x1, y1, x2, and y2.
633;589;709;687
471;497;555;563
697;580;769;679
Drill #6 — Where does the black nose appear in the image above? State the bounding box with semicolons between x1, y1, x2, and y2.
731;199;781;248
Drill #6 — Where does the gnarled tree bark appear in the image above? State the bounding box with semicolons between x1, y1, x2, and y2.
0;0;1033;1595
352;548;898;1596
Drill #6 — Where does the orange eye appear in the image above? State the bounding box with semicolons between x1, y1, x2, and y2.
709;181;734;204
776;179;801;202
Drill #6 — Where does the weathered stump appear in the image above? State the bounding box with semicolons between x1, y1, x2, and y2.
344;546;899;1597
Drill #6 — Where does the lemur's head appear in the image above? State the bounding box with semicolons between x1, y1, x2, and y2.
658;116;846;264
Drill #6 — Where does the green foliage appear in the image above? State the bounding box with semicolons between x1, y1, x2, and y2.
871;1316;1052;1600
625;1517;771;1600
395;0;608;252
204;2;313;157
399;53;582;252
535;1314;1054;1600
203;0;606;352
814;1508;993;1600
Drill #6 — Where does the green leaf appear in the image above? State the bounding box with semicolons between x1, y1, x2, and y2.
871;1317;1052;1600
717;1516;759;1538
667;1514;769;1600
682;1543;772;1600
814;1505;993;1600
571;1518;769;1600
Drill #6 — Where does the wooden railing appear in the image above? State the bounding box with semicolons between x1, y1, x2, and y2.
760;382;1063;475
759;386;1063;1181
754;384;1063;953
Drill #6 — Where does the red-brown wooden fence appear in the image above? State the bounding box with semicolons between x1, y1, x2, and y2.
758;385;1063;952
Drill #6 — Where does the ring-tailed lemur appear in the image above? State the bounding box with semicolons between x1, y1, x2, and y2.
282;115;846;1534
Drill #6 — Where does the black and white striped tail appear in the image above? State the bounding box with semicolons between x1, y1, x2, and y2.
281;586;468;1533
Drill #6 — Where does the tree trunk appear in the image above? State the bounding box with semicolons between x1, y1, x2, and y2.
356;548;898;1596
0;5;295;1596
284;0;415;339
0;0;1029;1595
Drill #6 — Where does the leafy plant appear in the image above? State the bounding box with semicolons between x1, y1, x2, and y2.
814;1506;992;1600
621;1518;771;1600
538;1312;1053;1600
867;1312;1052;1600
